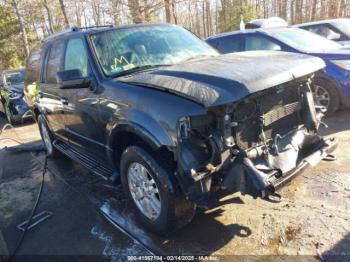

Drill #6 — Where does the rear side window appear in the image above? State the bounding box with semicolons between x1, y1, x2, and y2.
214;36;242;53
244;35;281;51
26;46;42;84
44;41;65;84
64;38;88;77
301;24;342;40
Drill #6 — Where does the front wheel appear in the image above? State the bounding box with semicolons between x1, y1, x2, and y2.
312;77;340;116
120;145;196;235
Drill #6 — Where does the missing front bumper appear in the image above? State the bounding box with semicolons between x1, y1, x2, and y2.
270;137;337;192
222;137;337;198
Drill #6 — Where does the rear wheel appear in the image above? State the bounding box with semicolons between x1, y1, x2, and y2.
38;114;60;157
313;77;340;116
120;145;196;235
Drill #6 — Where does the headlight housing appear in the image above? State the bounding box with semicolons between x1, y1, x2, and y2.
331;60;350;70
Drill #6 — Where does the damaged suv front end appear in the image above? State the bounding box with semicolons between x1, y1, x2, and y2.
177;79;336;205
168;52;337;205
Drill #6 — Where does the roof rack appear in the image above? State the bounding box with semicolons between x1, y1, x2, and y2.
79;25;114;30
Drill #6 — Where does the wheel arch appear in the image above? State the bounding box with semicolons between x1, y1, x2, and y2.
314;71;342;110
316;69;342;105
107;123;177;173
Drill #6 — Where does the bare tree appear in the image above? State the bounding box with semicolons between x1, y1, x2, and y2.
164;0;171;23
11;0;29;57
128;0;143;23
42;0;54;34
59;0;70;27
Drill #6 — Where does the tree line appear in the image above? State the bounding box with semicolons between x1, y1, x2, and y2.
0;0;349;69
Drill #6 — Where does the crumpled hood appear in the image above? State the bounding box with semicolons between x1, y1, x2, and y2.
118;51;325;107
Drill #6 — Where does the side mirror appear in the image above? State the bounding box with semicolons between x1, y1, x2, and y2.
57;69;90;89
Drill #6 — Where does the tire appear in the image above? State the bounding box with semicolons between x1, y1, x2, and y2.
37;114;60;157
120;145;196;235
313;76;340;116
4;104;20;125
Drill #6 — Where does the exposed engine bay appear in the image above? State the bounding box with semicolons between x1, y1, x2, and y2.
176;75;337;204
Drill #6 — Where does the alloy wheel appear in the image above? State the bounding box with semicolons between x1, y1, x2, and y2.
313;84;331;110
127;162;161;221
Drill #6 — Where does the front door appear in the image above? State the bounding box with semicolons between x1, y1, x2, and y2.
60;37;107;162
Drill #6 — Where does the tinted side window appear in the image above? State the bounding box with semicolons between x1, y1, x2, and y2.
215;36;242;53
64;38;88;77
26;45;42;84
244;35;281;51
302;24;341;40
45;41;65;84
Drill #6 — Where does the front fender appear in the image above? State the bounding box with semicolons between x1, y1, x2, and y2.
107;108;175;153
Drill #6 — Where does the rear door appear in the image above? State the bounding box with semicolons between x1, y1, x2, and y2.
38;40;67;140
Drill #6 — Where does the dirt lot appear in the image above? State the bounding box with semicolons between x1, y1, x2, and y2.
0;110;349;261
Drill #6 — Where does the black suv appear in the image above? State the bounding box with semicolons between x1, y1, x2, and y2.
0;68;31;124
24;24;336;234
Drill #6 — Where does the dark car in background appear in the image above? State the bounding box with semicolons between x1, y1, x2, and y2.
206;27;350;115
25;24;335;234
294;18;350;46
0;68;31;124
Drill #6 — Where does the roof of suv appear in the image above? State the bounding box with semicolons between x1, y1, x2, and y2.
43;23;176;43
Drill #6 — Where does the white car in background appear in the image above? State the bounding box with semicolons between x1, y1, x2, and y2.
294;18;350;47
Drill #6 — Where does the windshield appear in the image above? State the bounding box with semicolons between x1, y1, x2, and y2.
332;19;350;38
273;28;341;52
90;25;218;77
4;71;25;85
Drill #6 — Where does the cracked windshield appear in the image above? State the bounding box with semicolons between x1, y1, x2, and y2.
90;25;218;77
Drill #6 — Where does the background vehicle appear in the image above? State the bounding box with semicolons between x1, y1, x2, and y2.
245;17;288;29
25;24;335;235
0;68;31;124
294;18;350;46
206;27;350;115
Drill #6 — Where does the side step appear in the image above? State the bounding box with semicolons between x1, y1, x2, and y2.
53;140;118;181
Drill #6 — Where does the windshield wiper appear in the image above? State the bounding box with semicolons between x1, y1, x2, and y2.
112;64;170;78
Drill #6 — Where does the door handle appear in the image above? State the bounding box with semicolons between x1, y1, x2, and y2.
61;97;69;105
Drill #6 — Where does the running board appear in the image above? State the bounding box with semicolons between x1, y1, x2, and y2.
53;140;118;181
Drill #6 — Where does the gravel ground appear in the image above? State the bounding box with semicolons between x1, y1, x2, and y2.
0;111;349;260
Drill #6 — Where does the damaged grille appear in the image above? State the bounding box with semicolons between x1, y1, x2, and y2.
263;102;301;126
234;84;301;149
